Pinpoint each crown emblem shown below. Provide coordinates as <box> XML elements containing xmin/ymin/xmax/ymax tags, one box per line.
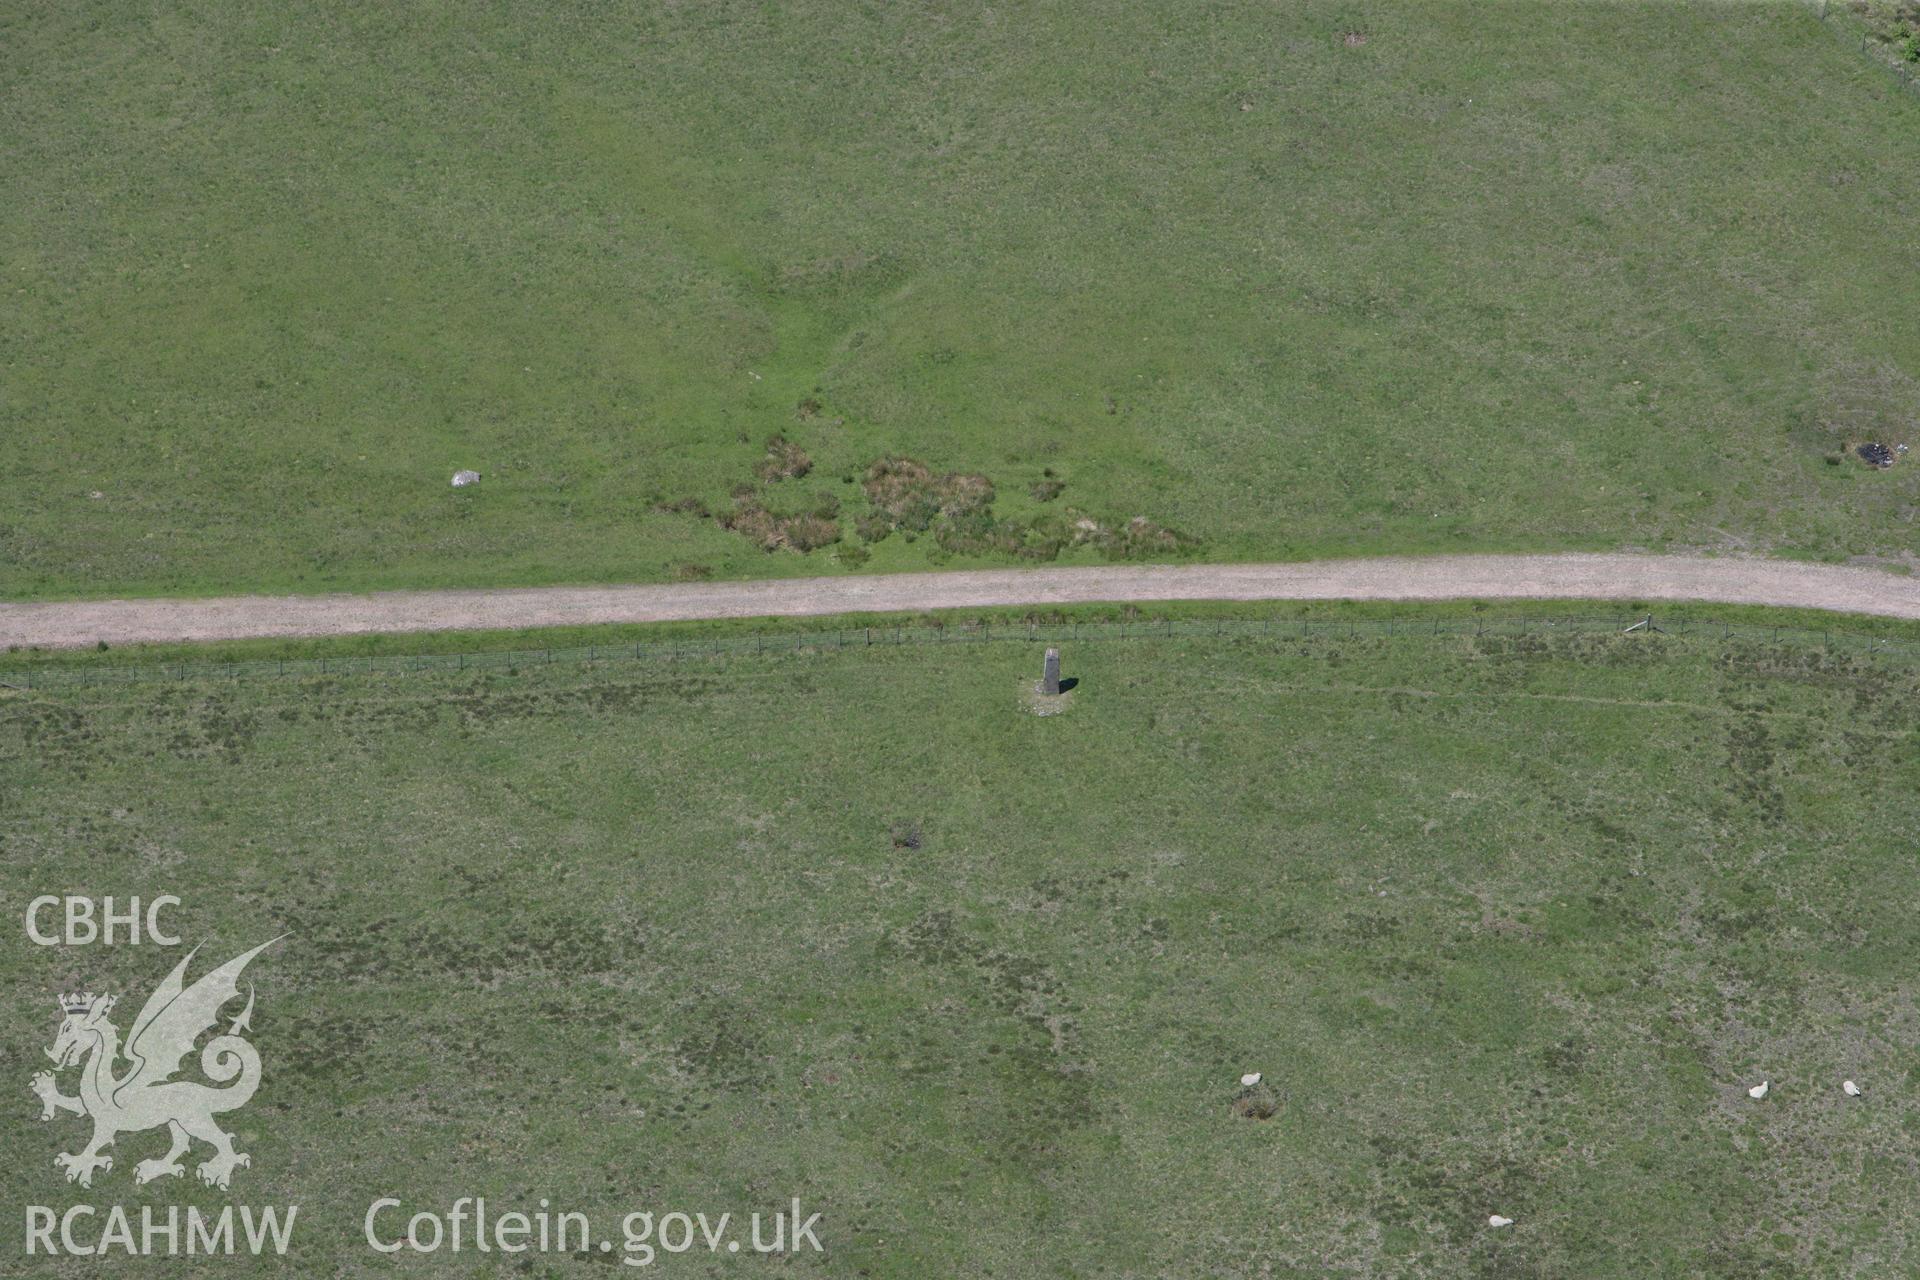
<box><xmin>59</xmin><ymin>992</ymin><xmax>105</xmax><ymax>1015</ymax></box>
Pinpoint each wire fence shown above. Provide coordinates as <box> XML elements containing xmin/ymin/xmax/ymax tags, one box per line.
<box><xmin>5</xmin><ymin>612</ymin><xmax>1919</xmax><ymax>692</ymax></box>
<box><xmin>1814</xmin><ymin>0</ymin><xmax>1920</xmax><ymax>97</ymax></box>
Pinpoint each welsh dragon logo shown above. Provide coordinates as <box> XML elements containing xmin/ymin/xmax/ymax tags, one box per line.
<box><xmin>30</xmin><ymin>938</ymin><xmax>284</xmax><ymax>1190</ymax></box>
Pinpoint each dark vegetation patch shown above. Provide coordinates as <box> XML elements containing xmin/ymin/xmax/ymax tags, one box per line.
<box><xmin>274</xmin><ymin>898</ymin><xmax>629</xmax><ymax>985</ymax></box>
<box><xmin>7</xmin><ymin>688</ymin><xmax>265</xmax><ymax>770</ymax></box>
<box><xmin>1075</xmin><ymin>514</ymin><xmax>1196</xmax><ymax>560</ymax></box>
<box><xmin>650</xmin><ymin>495</ymin><xmax>710</xmax><ymax>518</ymax></box>
<box><xmin>1698</xmin><ymin>879</ymin><xmax>1782</xmax><ymax>943</ymax></box>
<box><xmin>1850</xmin><ymin>0</ymin><xmax>1920</xmax><ymax>62</ymax></box>
<box><xmin>769</xmin><ymin>250</ymin><xmax>907</xmax><ymax>296</ymax></box>
<box><xmin>1723</xmin><ymin>712</ymin><xmax>1786</xmax><ymax>825</ymax></box>
<box><xmin>792</xmin><ymin>394</ymin><xmax>845</xmax><ymax>426</ymax></box>
<box><xmin>754</xmin><ymin>433</ymin><xmax>813</xmax><ymax>483</ymax></box>
<box><xmin>682</xmin><ymin>435</ymin><xmax>842</xmax><ymax>553</ymax></box>
<box><xmin>1367</xmin><ymin>1134</ymin><xmax>1537</xmax><ymax>1250</ymax></box>
<box><xmin>2</xmin><ymin>701</ymin><xmax>103</xmax><ymax>775</ymax></box>
<box><xmin>441</xmin><ymin>676</ymin><xmax>733</xmax><ymax>728</ymax></box>
<box><xmin>931</xmin><ymin>507</ymin><xmax>1073</xmax><ymax>559</ymax></box>
<box><xmin>720</xmin><ymin>488</ymin><xmax>842</xmax><ymax>553</ymax></box>
<box><xmin>1537</xmin><ymin>1035</ymin><xmax>1591</xmax><ymax>1078</ymax></box>
<box><xmin>1231</xmin><ymin>1081</ymin><xmax>1281</xmax><ymax>1120</ymax></box>
<box><xmin>863</xmin><ymin>455</ymin><xmax>995</xmax><ymax>526</ymax></box>
<box><xmin>673</xmin><ymin>993</ymin><xmax>769</xmax><ymax>1091</ymax></box>
<box><xmin>885</xmin><ymin>909</ymin><xmax>1093</xmax><ymax>1162</ymax></box>
<box><xmin>164</xmin><ymin>694</ymin><xmax>260</xmax><ymax>764</ymax></box>
<box><xmin>246</xmin><ymin>676</ymin><xmax>739</xmax><ymax>747</ymax></box>
<box><xmin>889</xmin><ymin>821</ymin><xmax>923</xmax><ymax>851</ymax></box>
<box><xmin>275</xmin><ymin>1008</ymin><xmax>393</xmax><ymax>1086</ymax></box>
<box><xmin>672</xmin><ymin>440</ymin><xmax>1190</xmax><ymax>561</ymax></box>
<box><xmin>859</xmin><ymin>455</ymin><xmax>1194</xmax><ymax>561</ymax></box>
<box><xmin>1713</xmin><ymin>644</ymin><xmax>1904</xmax><ymax>710</ymax></box>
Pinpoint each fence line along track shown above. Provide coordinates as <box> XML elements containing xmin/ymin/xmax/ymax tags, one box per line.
<box><xmin>4</xmin><ymin>613</ymin><xmax>1915</xmax><ymax>692</ymax></box>
<box><xmin>1814</xmin><ymin>0</ymin><xmax>1920</xmax><ymax>97</ymax></box>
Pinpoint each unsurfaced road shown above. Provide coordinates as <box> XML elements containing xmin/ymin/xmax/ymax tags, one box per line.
<box><xmin>3</xmin><ymin>555</ymin><xmax>1918</xmax><ymax>649</ymax></box>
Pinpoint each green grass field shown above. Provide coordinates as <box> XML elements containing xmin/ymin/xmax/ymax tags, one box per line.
<box><xmin>6</xmin><ymin>626</ymin><xmax>1919</xmax><ymax>1275</ymax></box>
<box><xmin>6</xmin><ymin>0</ymin><xmax>1920</xmax><ymax>599</ymax></box>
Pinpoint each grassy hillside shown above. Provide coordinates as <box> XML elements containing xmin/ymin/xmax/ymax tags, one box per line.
<box><xmin>4</xmin><ymin>0</ymin><xmax>1919</xmax><ymax>599</ymax></box>
<box><xmin>5</xmin><ymin>629</ymin><xmax>1920</xmax><ymax>1275</ymax></box>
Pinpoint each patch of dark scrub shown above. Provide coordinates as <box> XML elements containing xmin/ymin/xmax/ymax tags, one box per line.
<box><xmin>1338</xmin><ymin>910</ymin><xmax>1400</xmax><ymax>943</ymax></box>
<box><xmin>1724</xmin><ymin>713</ymin><xmax>1786</xmax><ymax>825</ymax></box>
<box><xmin>720</xmin><ymin>492</ymin><xmax>841</xmax><ymax>552</ymax></box>
<box><xmin>1021</xmin><ymin>869</ymin><xmax>1131</xmax><ymax>914</ymax></box>
<box><xmin>673</xmin><ymin>994</ymin><xmax>768</xmax><ymax>1092</ymax></box>
<box><xmin>1566</xmin><ymin>798</ymin><xmax>1634</xmax><ymax>850</ymax></box>
<box><xmin>274</xmin><ymin>1008</ymin><xmax>395</xmax><ymax>1086</ymax></box>
<box><xmin>1703</xmin><ymin>1238</ymin><xmax>1810</xmax><ymax>1280</ymax></box>
<box><xmin>442</xmin><ymin>676</ymin><xmax>731</xmax><ymax>730</ymax></box>
<box><xmin>859</xmin><ymin>455</ymin><xmax>1194</xmax><ymax>562</ymax></box>
<box><xmin>1366</xmin><ymin>952</ymin><xmax>1436</xmax><ymax>985</ymax></box>
<box><xmin>753</xmin><ymin>434</ymin><xmax>812</xmax><ymax>483</ymax></box>
<box><xmin>1230</xmin><ymin>1083</ymin><xmax>1281</xmax><ymax>1120</ymax></box>
<box><xmin>1537</xmin><ymin>1035</ymin><xmax>1590</xmax><ymax>1077</ymax></box>
<box><xmin>5</xmin><ymin>692</ymin><xmax>262</xmax><ymax>771</ymax></box>
<box><xmin>272</xmin><ymin>692</ymin><xmax>443</xmax><ymax>748</ymax></box>
<box><xmin>417</xmin><ymin>911</ymin><xmax>625</xmax><ymax>981</ymax></box>
<box><xmin>1699</xmin><ymin>880</ymin><xmax>1780</xmax><ymax>942</ymax></box>
<box><xmin>884</xmin><ymin>910</ymin><xmax>1093</xmax><ymax>1162</ymax></box>
<box><xmin>691</xmin><ymin>443</ymin><xmax>1193</xmax><ymax>560</ymax></box>
<box><xmin>162</xmin><ymin>697</ymin><xmax>259</xmax><ymax>764</ymax></box>
<box><xmin>1837</xmin><ymin>726</ymin><xmax>1912</xmax><ymax>777</ymax></box>
<box><xmin>1366</xmin><ymin>1134</ymin><xmax>1538</xmax><ymax>1250</ymax></box>
<box><xmin>769</xmin><ymin>251</ymin><xmax>907</xmax><ymax>296</ymax></box>
<box><xmin>274</xmin><ymin>903</ymin><xmax>627</xmax><ymax>985</ymax></box>
<box><xmin>1581</xmin><ymin>868</ymin><xmax>1655</xmax><ymax>931</ymax></box>
<box><xmin>863</xmin><ymin>456</ymin><xmax>995</xmax><ymax>530</ymax></box>
<box><xmin>650</xmin><ymin>495</ymin><xmax>710</xmax><ymax>518</ymax></box>
<box><xmin>1541</xmin><ymin>790</ymin><xmax>1652</xmax><ymax>893</ymax></box>
<box><xmin>1716</xmin><ymin>643</ymin><xmax>1914</xmax><ymax>711</ymax></box>
<box><xmin>1468</xmin><ymin>634</ymin><xmax>1554</xmax><ymax>663</ymax></box>
<box><xmin>0</xmin><ymin>701</ymin><xmax>103</xmax><ymax>775</ymax></box>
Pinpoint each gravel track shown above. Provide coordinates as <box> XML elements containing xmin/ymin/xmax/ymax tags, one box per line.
<box><xmin>3</xmin><ymin>554</ymin><xmax>1917</xmax><ymax>649</ymax></box>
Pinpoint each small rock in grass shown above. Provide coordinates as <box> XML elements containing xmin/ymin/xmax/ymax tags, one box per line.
<box><xmin>451</xmin><ymin>469</ymin><xmax>481</xmax><ymax>488</ymax></box>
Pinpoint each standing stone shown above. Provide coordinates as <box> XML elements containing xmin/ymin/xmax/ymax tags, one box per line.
<box><xmin>1041</xmin><ymin>648</ymin><xmax>1061</xmax><ymax>696</ymax></box>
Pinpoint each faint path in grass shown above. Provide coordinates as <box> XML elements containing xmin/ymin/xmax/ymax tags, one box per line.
<box><xmin>4</xmin><ymin>554</ymin><xmax>1919</xmax><ymax>649</ymax></box>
